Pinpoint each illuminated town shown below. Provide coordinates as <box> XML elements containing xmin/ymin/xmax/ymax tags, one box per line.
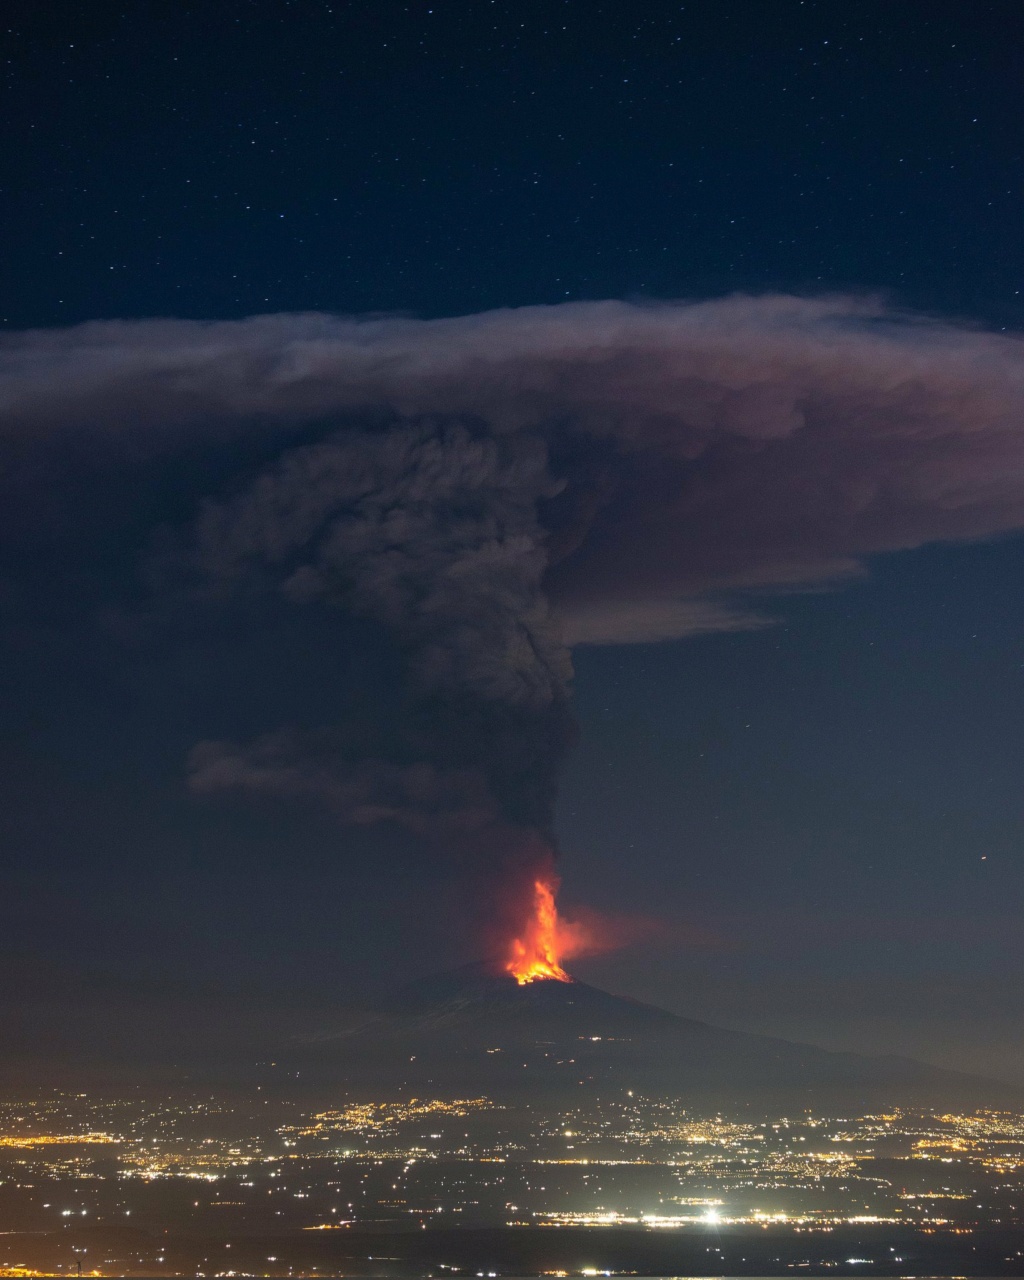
<box><xmin>4</xmin><ymin>1086</ymin><xmax>1024</xmax><ymax>1276</ymax></box>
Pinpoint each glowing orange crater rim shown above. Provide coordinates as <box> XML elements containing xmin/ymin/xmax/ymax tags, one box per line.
<box><xmin>505</xmin><ymin>877</ymin><xmax>573</xmax><ymax>985</ymax></box>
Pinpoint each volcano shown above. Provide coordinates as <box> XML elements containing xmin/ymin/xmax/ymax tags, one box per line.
<box><xmin>297</xmin><ymin>963</ymin><xmax>1016</xmax><ymax>1110</ymax></box>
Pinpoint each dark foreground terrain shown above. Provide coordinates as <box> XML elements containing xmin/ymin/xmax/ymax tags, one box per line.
<box><xmin>3</xmin><ymin>970</ymin><xmax>1022</xmax><ymax>1277</ymax></box>
<box><xmin>298</xmin><ymin>965</ymin><xmax>1014</xmax><ymax>1111</ymax></box>
<box><xmin>2</xmin><ymin>963</ymin><xmax>1017</xmax><ymax>1115</ymax></box>
<box><xmin>4</xmin><ymin>1223</ymin><xmax>1024</xmax><ymax>1277</ymax></box>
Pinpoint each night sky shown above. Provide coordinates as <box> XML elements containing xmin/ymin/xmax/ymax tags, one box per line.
<box><xmin>3</xmin><ymin>0</ymin><xmax>1024</xmax><ymax>1084</ymax></box>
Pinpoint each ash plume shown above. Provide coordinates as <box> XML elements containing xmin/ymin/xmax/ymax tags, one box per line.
<box><xmin>187</xmin><ymin>422</ymin><xmax>574</xmax><ymax>846</ymax></box>
<box><xmin>6</xmin><ymin>293</ymin><xmax>1024</xmax><ymax>932</ymax></box>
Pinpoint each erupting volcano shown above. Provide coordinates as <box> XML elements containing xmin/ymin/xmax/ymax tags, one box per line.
<box><xmin>505</xmin><ymin>876</ymin><xmax>574</xmax><ymax>985</ymax></box>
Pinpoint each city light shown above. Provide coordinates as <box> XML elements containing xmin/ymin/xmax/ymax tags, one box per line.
<box><xmin>3</xmin><ymin>1093</ymin><xmax>1023</xmax><ymax>1275</ymax></box>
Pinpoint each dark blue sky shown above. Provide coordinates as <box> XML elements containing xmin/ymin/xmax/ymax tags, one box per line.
<box><xmin>3</xmin><ymin>0</ymin><xmax>1024</xmax><ymax>1082</ymax></box>
<box><xmin>4</xmin><ymin>0</ymin><xmax>1022</xmax><ymax>327</ymax></box>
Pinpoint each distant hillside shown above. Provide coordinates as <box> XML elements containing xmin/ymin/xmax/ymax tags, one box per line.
<box><xmin>293</xmin><ymin>962</ymin><xmax>1017</xmax><ymax>1109</ymax></box>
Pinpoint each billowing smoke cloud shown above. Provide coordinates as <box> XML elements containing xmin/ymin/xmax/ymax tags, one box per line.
<box><xmin>188</xmin><ymin>733</ymin><xmax>502</xmax><ymax>835</ymax></box>
<box><xmin>188</xmin><ymin>423</ymin><xmax>574</xmax><ymax>843</ymax></box>
<box><xmin>5</xmin><ymin>294</ymin><xmax>1024</xmax><ymax>937</ymax></box>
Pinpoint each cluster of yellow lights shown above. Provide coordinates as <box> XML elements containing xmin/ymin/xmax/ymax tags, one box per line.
<box><xmin>535</xmin><ymin>1210</ymin><xmax>904</xmax><ymax>1228</ymax></box>
<box><xmin>670</xmin><ymin>1120</ymin><xmax>762</xmax><ymax>1144</ymax></box>
<box><xmin>281</xmin><ymin>1097</ymin><xmax>493</xmax><ymax>1139</ymax></box>
<box><xmin>913</xmin><ymin>1137</ymin><xmax>975</xmax><ymax>1153</ymax></box>
<box><xmin>0</xmin><ymin>1133</ymin><xmax>117</xmax><ymax>1148</ymax></box>
<box><xmin>0</xmin><ymin>1272</ymin><xmax>103</xmax><ymax>1279</ymax></box>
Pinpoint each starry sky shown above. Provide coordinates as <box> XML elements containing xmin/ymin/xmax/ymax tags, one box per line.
<box><xmin>3</xmin><ymin>0</ymin><xmax>1024</xmax><ymax>1083</ymax></box>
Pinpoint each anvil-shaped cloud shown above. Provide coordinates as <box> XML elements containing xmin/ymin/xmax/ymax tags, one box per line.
<box><xmin>5</xmin><ymin>294</ymin><xmax>1024</xmax><ymax>917</ymax></box>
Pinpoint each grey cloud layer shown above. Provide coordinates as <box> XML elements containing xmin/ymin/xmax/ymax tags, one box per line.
<box><xmin>5</xmin><ymin>294</ymin><xmax>1024</xmax><ymax>645</ymax></box>
<box><xmin>6</xmin><ymin>295</ymin><xmax>1024</xmax><ymax>872</ymax></box>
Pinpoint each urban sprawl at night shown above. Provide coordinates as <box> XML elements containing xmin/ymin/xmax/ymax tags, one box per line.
<box><xmin>4</xmin><ymin>1087</ymin><xmax>1024</xmax><ymax>1276</ymax></box>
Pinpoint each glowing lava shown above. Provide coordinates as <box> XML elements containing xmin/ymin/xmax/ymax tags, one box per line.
<box><xmin>506</xmin><ymin>877</ymin><xmax>573</xmax><ymax>984</ymax></box>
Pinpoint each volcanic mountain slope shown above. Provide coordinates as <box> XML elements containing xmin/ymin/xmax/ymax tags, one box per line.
<box><xmin>297</xmin><ymin>963</ymin><xmax>1015</xmax><ymax>1109</ymax></box>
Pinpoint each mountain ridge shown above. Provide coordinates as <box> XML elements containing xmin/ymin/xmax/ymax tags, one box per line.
<box><xmin>294</xmin><ymin>962</ymin><xmax>1017</xmax><ymax>1109</ymax></box>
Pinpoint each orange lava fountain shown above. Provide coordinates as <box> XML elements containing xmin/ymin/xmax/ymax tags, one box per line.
<box><xmin>505</xmin><ymin>877</ymin><xmax>573</xmax><ymax>984</ymax></box>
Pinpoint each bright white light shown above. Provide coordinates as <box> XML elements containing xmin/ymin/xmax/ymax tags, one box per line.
<box><xmin>704</xmin><ymin>1208</ymin><xmax>721</xmax><ymax>1224</ymax></box>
